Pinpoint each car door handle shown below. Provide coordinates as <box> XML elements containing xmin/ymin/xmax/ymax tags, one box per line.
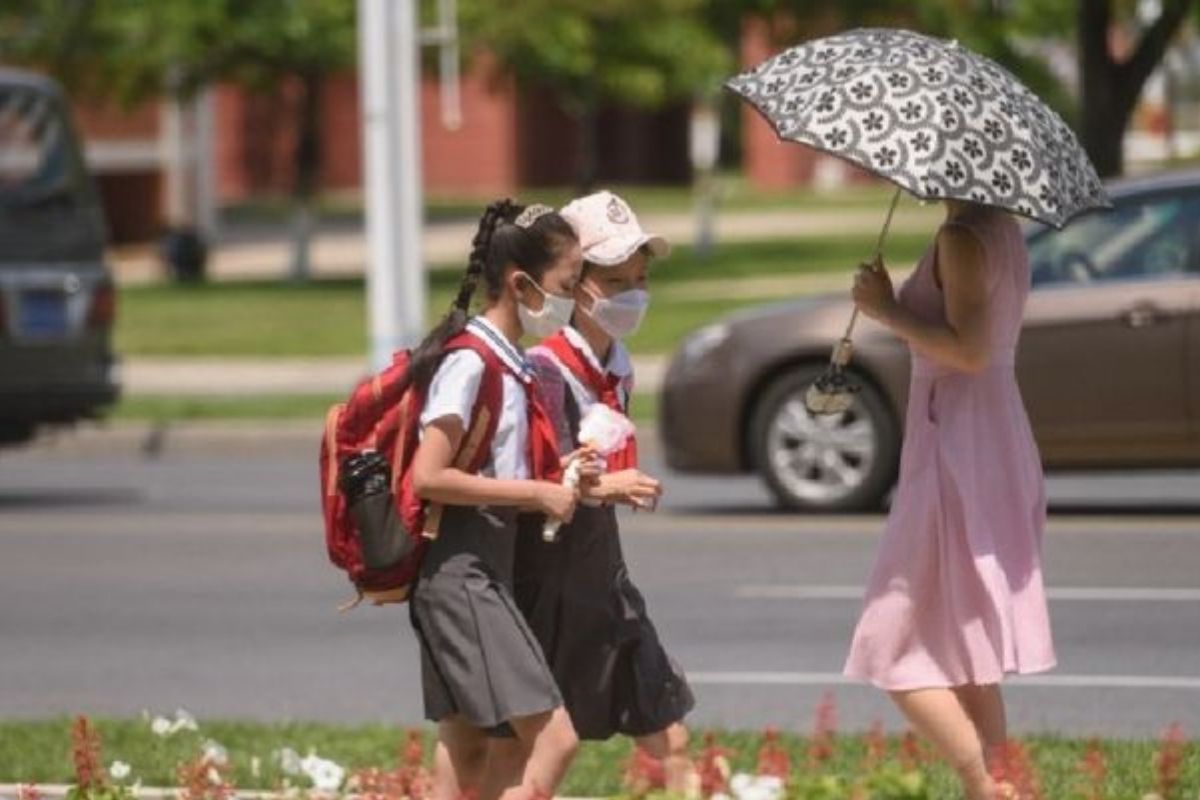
<box><xmin>1120</xmin><ymin>304</ymin><xmax>1167</xmax><ymax>328</ymax></box>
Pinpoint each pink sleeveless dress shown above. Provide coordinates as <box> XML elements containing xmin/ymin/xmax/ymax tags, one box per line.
<box><xmin>843</xmin><ymin>210</ymin><xmax>1056</xmax><ymax>690</ymax></box>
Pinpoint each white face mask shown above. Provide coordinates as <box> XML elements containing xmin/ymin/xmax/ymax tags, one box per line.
<box><xmin>517</xmin><ymin>274</ymin><xmax>575</xmax><ymax>338</ymax></box>
<box><xmin>584</xmin><ymin>287</ymin><xmax>650</xmax><ymax>339</ymax></box>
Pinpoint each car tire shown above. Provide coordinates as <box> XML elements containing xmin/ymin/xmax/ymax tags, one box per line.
<box><xmin>750</xmin><ymin>364</ymin><xmax>900</xmax><ymax>512</ymax></box>
<box><xmin>0</xmin><ymin>422</ymin><xmax>35</xmax><ymax>447</ymax></box>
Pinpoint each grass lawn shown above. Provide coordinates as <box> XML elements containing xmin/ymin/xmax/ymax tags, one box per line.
<box><xmin>221</xmin><ymin>176</ymin><xmax>909</xmax><ymax>225</ymax></box>
<box><xmin>2</xmin><ymin>718</ymin><xmax>1196</xmax><ymax>798</ymax></box>
<box><xmin>115</xmin><ymin>234</ymin><xmax>930</xmax><ymax>359</ymax></box>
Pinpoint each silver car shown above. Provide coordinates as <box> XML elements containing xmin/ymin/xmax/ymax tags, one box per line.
<box><xmin>0</xmin><ymin>68</ymin><xmax>119</xmax><ymax>445</ymax></box>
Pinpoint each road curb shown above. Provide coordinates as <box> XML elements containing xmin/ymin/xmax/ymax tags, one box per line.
<box><xmin>21</xmin><ymin>421</ymin><xmax>321</xmax><ymax>457</ymax></box>
<box><xmin>19</xmin><ymin>421</ymin><xmax>663</xmax><ymax>459</ymax></box>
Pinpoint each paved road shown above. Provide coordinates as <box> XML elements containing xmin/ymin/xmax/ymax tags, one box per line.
<box><xmin>2</xmin><ymin>431</ymin><xmax>1199</xmax><ymax>738</ymax></box>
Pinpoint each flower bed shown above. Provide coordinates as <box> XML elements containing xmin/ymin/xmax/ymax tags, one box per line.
<box><xmin>2</xmin><ymin>698</ymin><xmax>1198</xmax><ymax>800</ymax></box>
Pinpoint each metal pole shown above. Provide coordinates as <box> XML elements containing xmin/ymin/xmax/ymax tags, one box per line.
<box><xmin>360</xmin><ymin>0</ymin><xmax>427</xmax><ymax>371</ymax></box>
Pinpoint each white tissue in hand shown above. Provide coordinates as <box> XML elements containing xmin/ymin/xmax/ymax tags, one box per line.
<box><xmin>577</xmin><ymin>404</ymin><xmax>635</xmax><ymax>455</ymax></box>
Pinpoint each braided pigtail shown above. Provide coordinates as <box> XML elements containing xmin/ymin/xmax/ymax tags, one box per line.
<box><xmin>400</xmin><ymin>199</ymin><xmax>515</xmax><ymax>394</ymax></box>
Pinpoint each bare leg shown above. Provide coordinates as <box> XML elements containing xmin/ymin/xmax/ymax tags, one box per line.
<box><xmin>434</xmin><ymin>717</ymin><xmax>488</xmax><ymax>800</ymax></box>
<box><xmin>635</xmin><ymin>723</ymin><xmax>696</xmax><ymax>796</ymax></box>
<box><xmin>890</xmin><ymin>688</ymin><xmax>995</xmax><ymax>800</ymax></box>
<box><xmin>480</xmin><ymin>738</ymin><xmax>526</xmax><ymax>800</ymax></box>
<box><xmin>954</xmin><ymin>683</ymin><xmax>1007</xmax><ymax>772</ymax></box>
<box><xmin>482</xmin><ymin>707</ymin><xmax>578</xmax><ymax>800</ymax></box>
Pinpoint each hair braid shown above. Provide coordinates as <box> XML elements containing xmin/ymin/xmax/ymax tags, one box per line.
<box><xmin>454</xmin><ymin>199</ymin><xmax>517</xmax><ymax>313</ymax></box>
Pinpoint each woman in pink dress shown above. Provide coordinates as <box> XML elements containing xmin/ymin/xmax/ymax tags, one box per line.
<box><xmin>844</xmin><ymin>199</ymin><xmax>1056</xmax><ymax>800</ymax></box>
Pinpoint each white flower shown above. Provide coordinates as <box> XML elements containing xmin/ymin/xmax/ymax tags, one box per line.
<box><xmin>150</xmin><ymin>716</ymin><xmax>173</xmax><ymax>737</ymax></box>
<box><xmin>277</xmin><ymin>747</ymin><xmax>303</xmax><ymax>777</ymax></box>
<box><xmin>250</xmin><ymin>757</ymin><xmax>261</xmax><ymax>779</ymax></box>
<box><xmin>202</xmin><ymin>740</ymin><xmax>229</xmax><ymax>767</ymax></box>
<box><xmin>171</xmin><ymin>709</ymin><xmax>199</xmax><ymax>734</ymax></box>
<box><xmin>578</xmin><ymin>405</ymin><xmax>635</xmax><ymax>455</ymax></box>
<box><xmin>729</xmin><ymin>773</ymin><xmax>785</xmax><ymax>800</ymax></box>
<box><xmin>300</xmin><ymin>753</ymin><xmax>345</xmax><ymax>792</ymax></box>
<box><xmin>109</xmin><ymin>761</ymin><xmax>132</xmax><ymax>781</ymax></box>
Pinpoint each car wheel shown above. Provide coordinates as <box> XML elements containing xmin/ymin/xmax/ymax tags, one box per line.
<box><xmin>0</xmin><ymin>422</ymin><xmax>35</xmax><ymax>447</ymax></box>
<box><xmin>750</xmin><ymin>364</ymin><xmax>900</xmax><ymax>512</ymax></box>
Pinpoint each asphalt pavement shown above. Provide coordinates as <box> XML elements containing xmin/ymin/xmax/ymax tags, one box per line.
<box><xmin>2</xmin><ymin>426</ymin><xmax>1199</xmax><ymax>739</ymax></box>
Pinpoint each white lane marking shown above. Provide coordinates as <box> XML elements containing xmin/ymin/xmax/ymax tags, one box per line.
<box><xmin>688</xmin><ymin>671</ymin><xmax>1200</xmax><ymax>690</ymax></box>
<box><xmin>736</xmin><ymin>585</ymin><xmax>1200</xmax><ymax>602</ymax></box>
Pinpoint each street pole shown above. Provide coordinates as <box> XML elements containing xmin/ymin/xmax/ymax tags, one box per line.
<box><xmin>359</xmin><ymin>0</ymin><xmax>427</xmax><ymax>371</ymax></box>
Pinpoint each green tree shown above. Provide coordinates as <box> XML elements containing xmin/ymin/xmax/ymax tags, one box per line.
<box><xmin>1076</xmin><ymin>0</ymin><xmax>1195</xmax><ymax>177</ymax></box>
<box><xmin>1</xmin><ymin>0</ymin><xmax>357</xmax><ymax>281</ymax></box>
<box><xmin>729</xmin><ymin>0</ymin><xmax>1198</xmax><ymax>177</ymax></box>
<box><xmin>453</xmin><ymin>0</ymin><xmax>731</xmax><ymax>189</ymax></box>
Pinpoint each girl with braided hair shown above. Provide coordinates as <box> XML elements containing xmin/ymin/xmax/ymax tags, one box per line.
<box><xmin>408</xmin><ymin>199</ymin><xmax>598</xmax><ymax>800</ymax></box>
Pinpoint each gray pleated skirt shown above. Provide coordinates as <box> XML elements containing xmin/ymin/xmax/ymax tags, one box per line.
<box><xmin>410</xmin><ymin>504</ymin><xmax>562</xmax><ymax>733</ymax></box>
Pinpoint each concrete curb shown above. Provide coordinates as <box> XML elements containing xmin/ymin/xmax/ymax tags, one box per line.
<box><xmin>22</xmin><ymin>420</ymin><xmax>662</xmax><ymax>458</ymax></box>
<box><xmin>22</xmin><ymin>421</ymin><xmax>322</xmax><ymax>457</ymax></box>
<box><xmin>120</xmin><ymin>356</ymin><xmax>667</xmax><ymax>397</ymax></box>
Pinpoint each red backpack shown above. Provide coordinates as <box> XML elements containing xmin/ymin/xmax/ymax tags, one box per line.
<box><xmin>319</xmin><ymin>334</ymin><xmax>504</xmax><ymax>610</ymax></box>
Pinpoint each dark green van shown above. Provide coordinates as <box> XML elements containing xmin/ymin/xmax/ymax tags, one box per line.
<box><xmin>0</xmin><ymin>67</ymin><xmax>119</xmax><ymax>445</ymax></box>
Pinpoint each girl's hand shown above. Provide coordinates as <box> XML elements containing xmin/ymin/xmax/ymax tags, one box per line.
<box><xmin>534</xmin><ymin>481</ymin><xmax>578</xmax><ymax>523</ymax></box>
<box><xmin>562</xmin><ymin>446</ymin><xmax>603</xmax><ymax>491</ymax></box>
<box><xmin>851</xmin><ymin>258</ymin><xmax>898</xmax><ymax>322</ymax></box>
<box><xmin>598</xmin><ymin>469</ymin><xmax>663</xmax><ymax>509</ymax></box>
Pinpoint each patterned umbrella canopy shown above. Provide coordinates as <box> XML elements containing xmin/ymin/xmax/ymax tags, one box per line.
<box><xmin>726</xmin><ymin>28</ymin><xmax>1110</xmax><ymax>228</ymax></box>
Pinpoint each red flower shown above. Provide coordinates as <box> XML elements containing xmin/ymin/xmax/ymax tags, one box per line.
<box><xmin>756</xmin><ymin>727</ymin><xmax>791</xmax><ymax>779</ymax></box>
<box><xmin>177</xmin><ymin>755</ymin><xmax>235</xmax><ymax>800</ymax></box>
<box><xmin>1155</xmin><ymin>723</ymin><xmax>1186</xmax><ymax>800</ymax></box>
<box><xmin>990</xmin><ymin>741</ymin><xmax>1043</xmax><ymax>800</ymax></box>
<box><xmin>695</xmin><ymin>733</ymin><xmax>730</xmax><ymax>797</ymax></box>
<box><xmin>1075</xmin><ymin>739</ymin><xmax>1107</xmax><ymax>800</ymax></box>
<box><xmin>862</xmin><ymin>720</ymin><xmax>888</xmax><ymax>770</ymax></box>
<box><xmin>351</xmin><ymin>730</ymin><xmax>432</xmax><ymax>800</ymax></box>
<box><xmin>807</xmin><ymin>692</ymin><xmax>838</xmax><ymax>767</ymax></box>
<box><xmin>70</xmin><ymin>716</ymin><xmax>105</xmax><ymax>794</ymax></box>
<box><xmin>623</xmin><ymin>745</ymin><xmax>667</xmax><ymax>797</ymax></box>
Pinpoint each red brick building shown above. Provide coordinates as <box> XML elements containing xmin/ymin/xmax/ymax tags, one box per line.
<box><xmin>61</xmin><ymin>22</ymin><xmax>852</xmax><ymax>244</ymax></box>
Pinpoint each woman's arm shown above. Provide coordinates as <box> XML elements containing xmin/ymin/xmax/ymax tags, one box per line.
<box><xmin>411</xmin><ymin>416</ymin><xmax>577</xmax><ymax>520</ymax></box>
<box><xmin>853</xmin><ymin>224</ymin><xmax>991</xmax><ymax>374</ymax></box>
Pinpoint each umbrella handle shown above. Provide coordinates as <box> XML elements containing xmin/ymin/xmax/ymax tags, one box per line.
<box><xmin>839</xmin><ymin>186</ymin><xmax>903</xmax><ymax>346</ymax></box>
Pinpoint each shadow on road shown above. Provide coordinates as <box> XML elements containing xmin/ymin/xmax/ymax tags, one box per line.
<box><xmin>0</xmin><ymin>488</ymin><xmax>143</xmax><ymax>510</ymax></box>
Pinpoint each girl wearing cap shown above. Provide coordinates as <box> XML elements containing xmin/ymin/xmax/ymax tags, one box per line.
<box><xmin>511</xmin><ymin>191</ymin><xmax>696</xmax><ymax>791</ymax></box>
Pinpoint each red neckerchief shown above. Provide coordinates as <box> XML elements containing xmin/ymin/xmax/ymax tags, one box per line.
<box><xmin>541</xmin><ymin>330</ymin><xmax>638</xmax><ymax>472</ymax></box>
<box><xmin>525</xmin><ymin>378</ymin><xmax>564</xmax><ymax>482</ymax></box>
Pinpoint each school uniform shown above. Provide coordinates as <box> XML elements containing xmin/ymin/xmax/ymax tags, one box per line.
<box><xmin>514</xmin><ymin>325</ymin><xmax>694</xmax><ymax>740</ymax></box>
<box><xmin>409</xmin><ymin>316</ymin><xmax>562</xmax><ymax>734</ymax></box>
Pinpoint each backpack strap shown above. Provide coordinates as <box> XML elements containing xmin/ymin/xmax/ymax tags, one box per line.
<box><xmin>454</xmin><ymin>321</ymin><xmax>562</xmax><ymax>482</ymax></box>
<box><xmin>419</xmin><ymin>332</ymin><xmax>506</xmax><ymax>539</ymax></box>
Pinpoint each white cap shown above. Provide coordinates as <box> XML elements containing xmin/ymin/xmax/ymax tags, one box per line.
<box><xmin>559</xmin><ymin>190</ymin><xmax>670</xmax><ymax>267</ymax></box>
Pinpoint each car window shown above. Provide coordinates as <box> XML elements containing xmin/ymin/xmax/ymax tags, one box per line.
<box><xmin>1029</xmin><ymin>191</ymin><xmax>1200</xmax><ymax>287</ymax></box>
<box><xmin>0</xmin><ymin>86</ymin><xmax>70</xmax><ymax>199</ymax></box>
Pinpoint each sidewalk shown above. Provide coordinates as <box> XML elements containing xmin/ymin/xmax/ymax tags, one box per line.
<box><xmin>122</xmin><ymin>354</ymin><xmax>670</xmax><ymax>396</ymax></box>
<box><xmin>109</xmin><ymin>205</ymin><xmax>937</xmax><ymax>285</ymax></box>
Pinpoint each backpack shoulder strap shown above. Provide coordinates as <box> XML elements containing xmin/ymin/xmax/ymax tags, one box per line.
<box><xmin>442</xmin><ymin>331</ymin><xmax>505</xmax><ymax>474</ymax></box>
<box><xmin>419</xmin><ymin>332</ymin><xmax>508</xmax><ymax>539</ymax></box>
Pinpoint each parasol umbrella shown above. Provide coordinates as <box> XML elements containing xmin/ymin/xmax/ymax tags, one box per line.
<box><xmin>725</xmin><ymin>27</ymin><xmax>1110</xmax><ymax>413</ymax></box>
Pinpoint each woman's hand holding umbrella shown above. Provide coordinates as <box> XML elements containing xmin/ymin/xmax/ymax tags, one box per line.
<box><xmin>852</xmin><ymin>257</ymin><xmax>898</xmax><ymax>323</ymax></box>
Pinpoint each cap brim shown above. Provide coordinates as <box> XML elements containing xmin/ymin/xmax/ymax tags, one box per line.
<box><xmin>583</xmin><ymin>233</ymin><xmax>671</xmax><ymax>266</ymax></box>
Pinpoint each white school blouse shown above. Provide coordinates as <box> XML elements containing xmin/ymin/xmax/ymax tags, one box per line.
<box><xmin>419</xmin><ymin>317</ymin><xmax>533</xmax><ymax>480</ymax></box>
